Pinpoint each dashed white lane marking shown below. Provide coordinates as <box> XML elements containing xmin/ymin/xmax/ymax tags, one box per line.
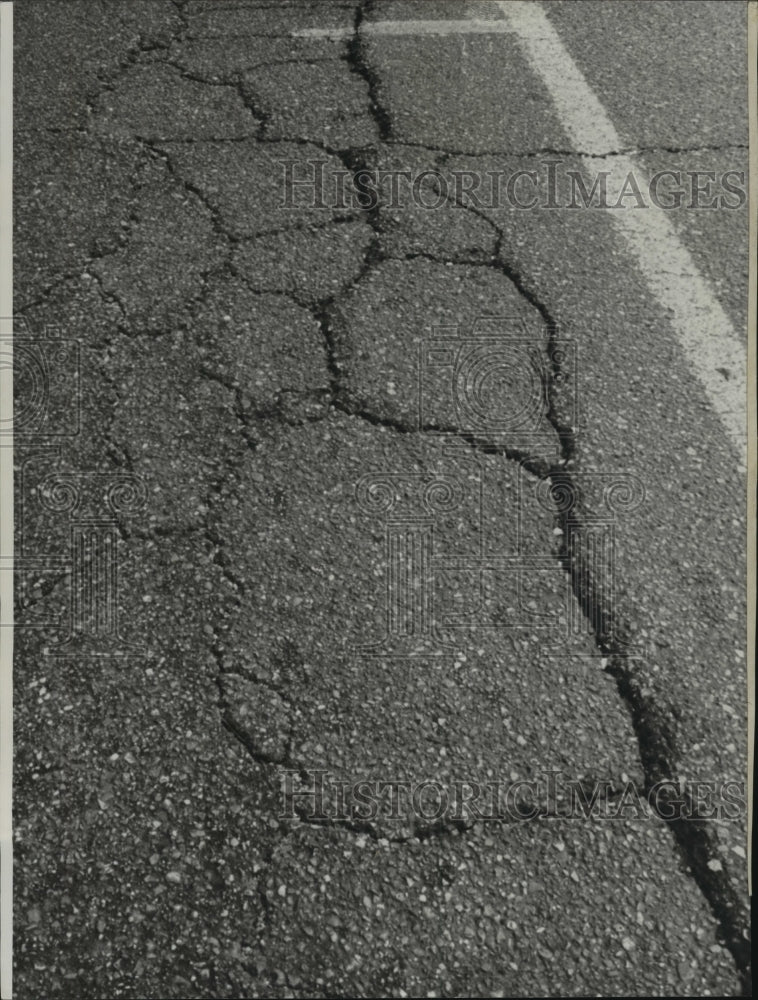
<box><xmin>497</xmin><ymin>0</ymin><xmax>745</xmax><ymax>458</ymax></box>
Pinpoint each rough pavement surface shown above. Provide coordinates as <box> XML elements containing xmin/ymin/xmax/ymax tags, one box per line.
<box><xmin>13</xmin><ymin>1</ymin><xmax>750</xmax><ymax>998</ymax></box>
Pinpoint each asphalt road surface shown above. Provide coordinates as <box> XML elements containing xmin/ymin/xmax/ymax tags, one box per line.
<box><xmin>11</xmin><ymin>1</ymin><xmax>750</xmax><ymax>997</ymax></box>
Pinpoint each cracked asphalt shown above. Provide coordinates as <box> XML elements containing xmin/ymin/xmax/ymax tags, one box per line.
<box><xmin>12</xmin><ymin>1</ymin><xmax>750</xmax><ymax>997</ymax></box>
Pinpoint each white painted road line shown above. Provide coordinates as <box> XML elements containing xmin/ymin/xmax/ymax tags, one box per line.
<box><xmin>496</xmin><ymin>0</ymin><xmax>747</xmax><ymax>459</ymax></box>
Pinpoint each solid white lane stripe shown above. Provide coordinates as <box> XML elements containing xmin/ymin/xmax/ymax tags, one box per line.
<box><xmin>496</xmin><ymin>0</ymin><xmax>746</xmax><ymax>458</ymax></box>
<box><xmin>293</xmin><ymin>20</ymin><xmax>515</xmax><ymax>39</ymax></box>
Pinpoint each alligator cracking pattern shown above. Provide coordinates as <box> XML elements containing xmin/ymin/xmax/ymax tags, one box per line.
<box><xmin>14</xmin><ymin>0</ymin><xmax>750</xmax><ymax>996</ymax></box>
